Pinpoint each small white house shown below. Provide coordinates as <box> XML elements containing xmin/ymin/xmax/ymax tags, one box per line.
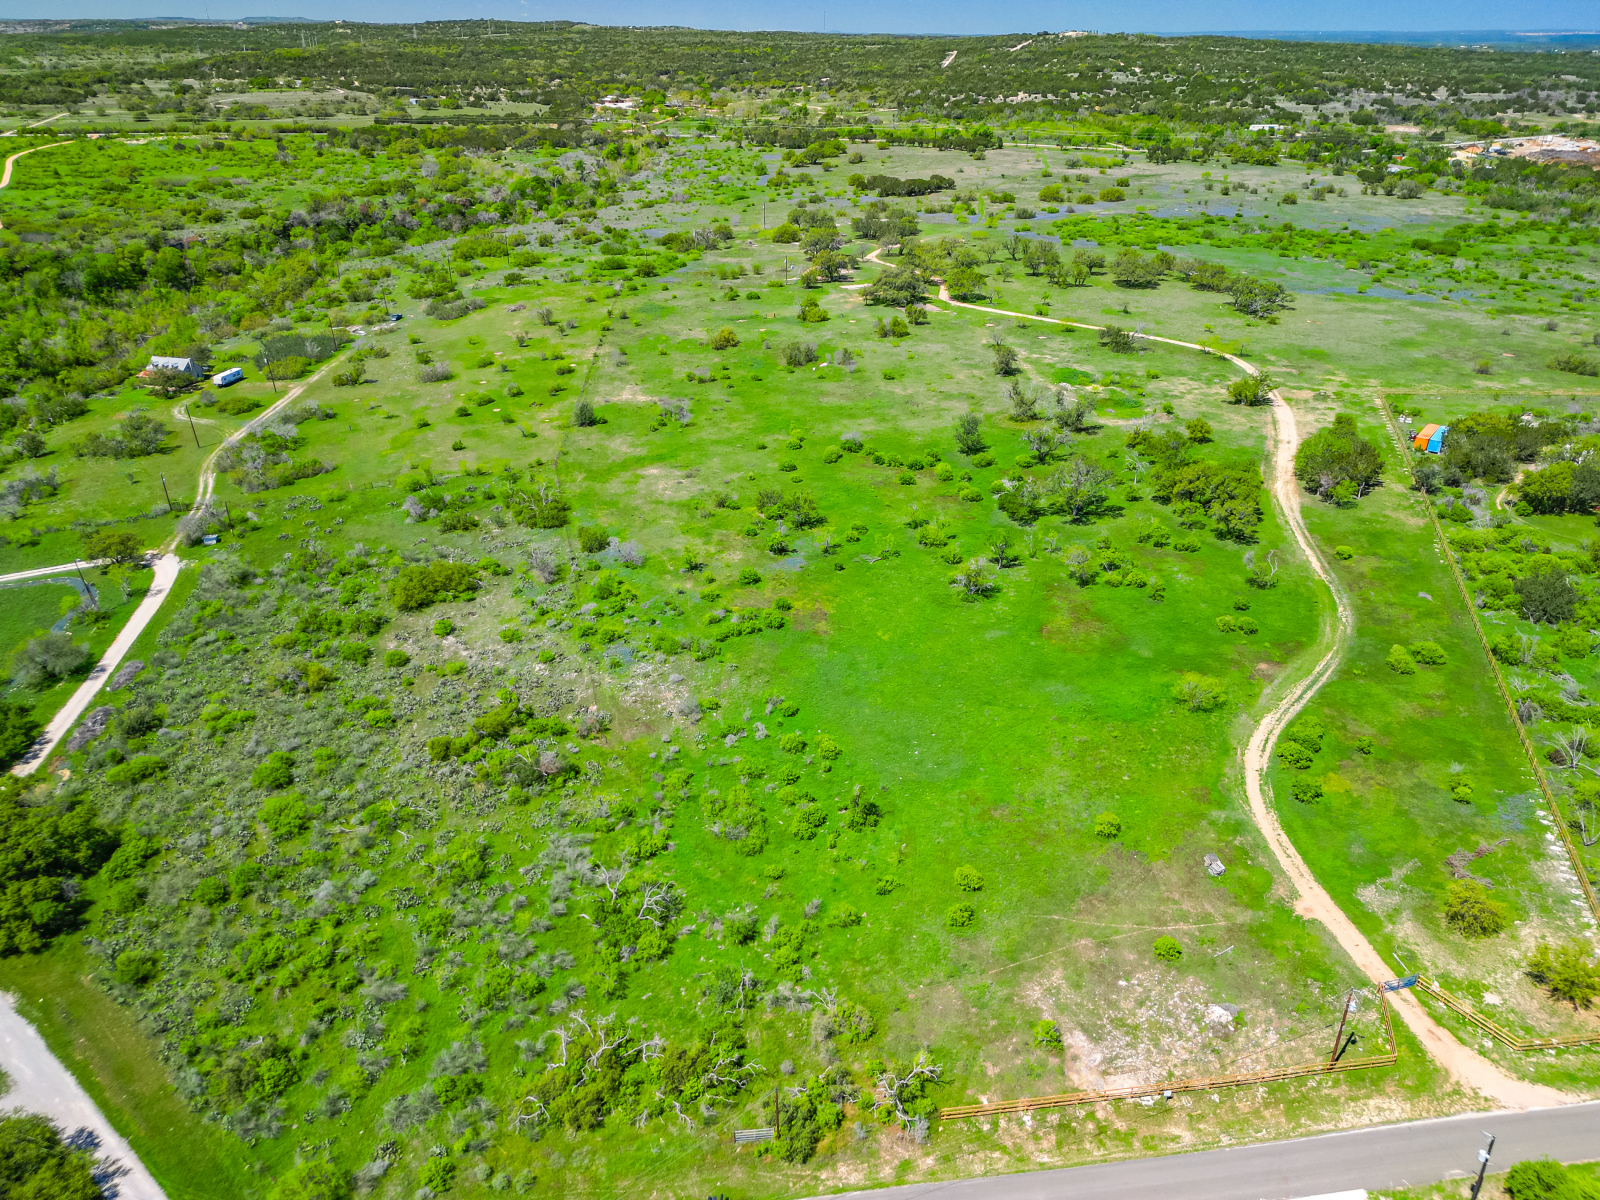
<box><xmin>213</xmin><ymin>366</ymin><xmax>244</xmax><ymax>387</ymax></box>
<box><xmin>145</xmin><ymin>355</ymin><xmax>202</xmax><ymax>378</ymax></box>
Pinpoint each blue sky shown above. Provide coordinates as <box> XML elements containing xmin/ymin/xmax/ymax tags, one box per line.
<box><xmin>5</xmin><ymin>0</ymin><xmax>1598</xmax><ymax>35</ymax></box>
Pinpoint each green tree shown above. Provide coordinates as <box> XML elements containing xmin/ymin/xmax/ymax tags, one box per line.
<box><xmin>1517</xmin><ymin>569</ymin><xmax>1576</xmax><ymax>625</ymax></box>
<box><xmin>141</xmin><ymin>364</ymin><xmax>195</xmax><ymax>398</ymax></box>
<box><xmin>955</xmin><ymin>413</ymin><xmax>986</xmax><ymax>455</ymax></box>
<box><xmin>1517</xmin><ymin>462</ymin><xmax>1579</xmax><ymax>515</ymax></box>
<box><xmin>1294</xmin><ymin>414</ymin><xmax>1383</xmax><ymax>500</ymax></box>
<box><xmin>1098</xmin><ymin>326</ymin><xmax>1137</xmax><ymax>353</ymax></box>
<box><xmin>0</xmin><ymin>790</ymin><xmax>116</xmax><ymax>955</ymax></box>
<box><xmin>947</xmin><ymin>266</ymin><xmax>985</xmax><ymax>299</ymax></box>
<box><xmin>81</xmin><ymin>529</ymin><xmax>142</xmax><ymax>563</ymax></box>
<box><xmin>1111</xmin><ymin>248</ymin><xmax>1162</xmax><ymax>287</ymax></box>
<box><xmin>0</xmin><ymin>1111</ymin><xmax>101</xmax><ymax>1200</ymax></box>
<box><xmin>10</xmin><ymin>632</ymin><xmax>90</xmax><ymax>689</ymax></box>
<box><xmin>864</xmin><ymin>265</ymin><xmax>926</xmax><ymax>307</ymax></box>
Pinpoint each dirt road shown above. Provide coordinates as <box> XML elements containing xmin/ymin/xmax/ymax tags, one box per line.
<box><xmin>9</xmin><ymin>553</ymin><xmax>182</xmax><ymax>777</ymax></box>
<box><xmin>890</xmin><ymin>264</ymin><xmax>1576</xmax><ymax>1108</ymax></box>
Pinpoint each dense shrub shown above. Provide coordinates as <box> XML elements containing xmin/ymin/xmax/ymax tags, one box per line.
<box><xmin>0</xmin><ymin>701</ymin><xmax>41</xmax><ymax>770</ymax></box>
<box><xmin>1291</xmin><ymin>777</ymin><xmax>1324</xmax><ymax>803</ymax></box>
<box><xmin>104</xmin><ymin>755</ymin><xmax>166</xmax><ymax>786</ymax></box>
<box><xmin>390</xmin><ymin>561</ymin><xmax>479</xmax><ymax>610</ymax></box>
<box><xmin>268</xmin><ymin>1161</ymin><xmax>354</xmax><ymax>1200</ymax></box>
<box><xmin>1443</xmin><ymin>880</ymin><xmax>1509</xmax><ymax>938</ymax></box>
<box><xmin>250</xmin><ymin>751</ymin><xmax>295</xmax><ymax>791</ymax></box>
<box><xmin>1227</xmin><ymin>372</ymin><xmax>1275</xmax><ymax>406</ymax></box>
<box><xmin>1408</xmin><ymin>640</ymin><xmax>1446</xmax><ymax>665</ymax></box>
<box><xmin>259</xmin><ymin>792</ymin><xmax>313</xmax><ymax>840</ymax></box>
<box><xmin>1171</xmin><ymin>672</ymin><xmax>1225</xmax><ymax>711</ymax></box>
<box><xmin>114</xmin><ymin>948</ymin><xmax>161</xmax><ymax>986</ymax></box>
<box><xmin>1152</xmin><ymin>935</ymin><xmax>1183</xmax><ymax>962</ymax></box>
<box><xmin>1385</xmin><ymin>644</ymin><xmax>1416</xmax><ymax>674</ymax></box>
<box><xmin>1526</xmin><ymin>939</ymin><xmax>1600</xmax><ymax>1008</ymax></box>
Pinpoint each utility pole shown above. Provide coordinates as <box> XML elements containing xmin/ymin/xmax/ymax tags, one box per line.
<box><xmin>73</xmin><ymin>560</ymin><xmax>97</xmax><ymax>609</ymax></box>
<box><xmin>1329</xmin><ymin>988</ymin><xmax>1353</xmax><ymax>1064</ymax></box>
<box><xmin>1468</xmin><ymin>1133</ymin><xmax>1496</xmax><ymax>1200</ymax></box>
<box><xmin>160</xmin><ymin>474</ymin><xmax>172</xmax><ymax>510</ymax></box>
<box><xmin>223</xmin><ymin>500</ymin><xmax>232</xmax><ymax>530</ymax></box>
<box><xmin>185</xmin><ymin>403</ymin><xmax>200</xmax><ymax>446</ymax></box>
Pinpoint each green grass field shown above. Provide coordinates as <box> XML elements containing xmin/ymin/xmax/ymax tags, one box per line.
<box><xmin>0</xmin><ymin>124</ymin><xmax>1594</xmax><ymax>1199</ymax></box>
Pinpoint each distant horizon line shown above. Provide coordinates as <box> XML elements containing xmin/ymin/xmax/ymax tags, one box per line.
<box><xmin>4</xmin><ymin>16</ymin><xmax>1600</xmax><ymax>39</ymax></box>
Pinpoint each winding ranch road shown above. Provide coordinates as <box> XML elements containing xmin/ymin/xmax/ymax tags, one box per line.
<box><xmin>0</xmin><ymin>140</ymin><xmax>71</xmax><ymax>227</ymax></box>
<box><xmin>864</xmin><ymin>249</ymin><xmax>1576</xmax><ymax>1109</ymax></box>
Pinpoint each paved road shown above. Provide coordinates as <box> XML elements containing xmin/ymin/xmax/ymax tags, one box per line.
<box><xmin>0</xmin><ymin>992</ymin><xmax>167</xmax><ymax>1200</ymax></box>
<box><xmin>818</xmin><ymin>1103</ymin><xmax>1600</xmax><ymax>1200</ymax></box>
<box><xmin>0</xmin><ymin>558</ymin><xmax>108</xmax><ymax>585</ymax></box>
<box><xmin>10</xmin><ymin>553</ymin><xmax>181</xmax><ymax>776</ymax></box>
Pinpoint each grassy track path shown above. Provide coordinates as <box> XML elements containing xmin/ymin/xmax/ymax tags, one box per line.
<box><xmin>860</xmin><ymin>252</ymin><xmax>1579</xmax><ymax>1107</ymax></box>
<box><xmin>0</xmin><ymin>140</ymin><xmax>70</xmax><ymax>229</ymax></box>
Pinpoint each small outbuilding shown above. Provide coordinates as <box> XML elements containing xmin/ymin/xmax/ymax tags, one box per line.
<box><xmin>1204</xmin><ymin>852</ymin><xmax>1225</xmax><ymax>877</ymax></box>
<box><xmin>212</xmin><ymin>366</ymin><xmax>244</xmax><ymax>387</ymax></box>
<box><xmin>1411</xmin><ymin>423</ymin><xmax>1449</xmax><ymax>454</ymax></box>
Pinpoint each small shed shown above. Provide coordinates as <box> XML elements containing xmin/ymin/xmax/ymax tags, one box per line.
<box><xmin>212</xmin><ymin>366</ymin><xmax>244</xmax><ymax>388</ymax></box>
<box><xmin>1204</xmin><ymin>853</ymin><xmax>1225</xmax><ymax>878</ymax></box>
<box><xmin>1411</xmin><ymin>423</ymin><xmax>1448</xmax><ymax>454</ymax></box>
<box><xmin>145</xmin><ymin>355</ymin><xmax>202</xmax><ymax>378</ymax></box>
